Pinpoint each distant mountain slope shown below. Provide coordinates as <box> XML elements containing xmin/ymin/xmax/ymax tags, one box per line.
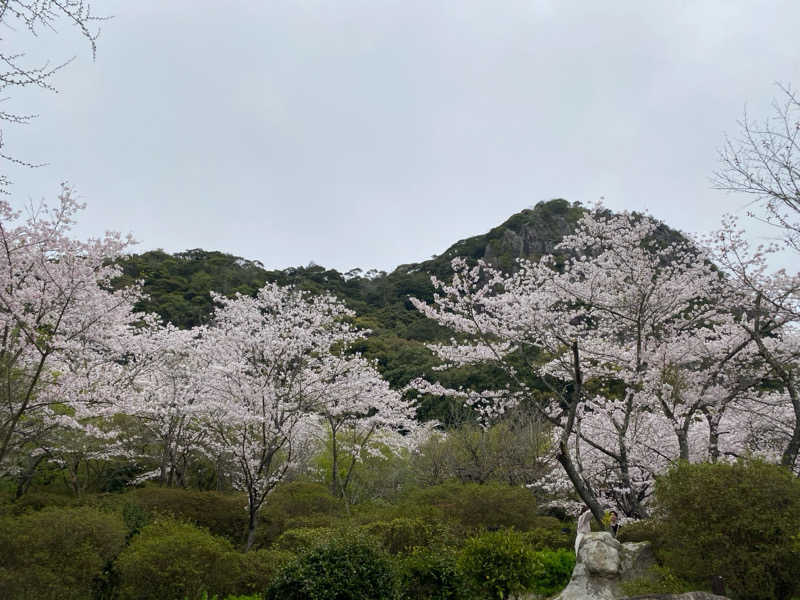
<box><xmin>395</xmin><ymin>198</ymin><xmax>584</xmax><ymax>278</ymax></box>
<box><xmin>115</xmin><ymin>199</ymin><xmax>587</xmax><ymax>421</ymax></box>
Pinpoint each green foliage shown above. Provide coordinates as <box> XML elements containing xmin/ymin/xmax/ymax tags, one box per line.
<box><xmin>520</xmin><ymin>525</ymin><xmax>572</xmax><ymax>551</ymax></box>
<box><xmin>116</xmin><ymin>249</ymin><xmax>274</xmax><ymax>328</ymax></box>
<box><xmin>188</xmin><ymin>593</ymin><xmax>264</xmax><ymax>600</ymax></box>
<box><xmin>0</xmin><ymin>506</ymin><xmax>126</xmax><ymax>600</ymax></box>
<box><xmin>401</xmin><ymin>481</ymin><xmax>539</xmax><ymax>535</ymax></box>
<box><xmin>654</xmin><ymin>460</ymin><xmax>800</xmax><ymax>600</ymax></box>
<box><xmin>113</xmin><ymin>201</ymin><xmax>588</xmax><ymax>420</ymax></box>
<box><xmin>115</xmin><ymin>519</ymin><xmax>241</xmax><ymax>600</ymax></box>
<box><xmin>235</xmin><ymin>549</ymin><xmax>295</xmax><ymax>597</ymax></box>
<box><xmin>412</xmin><ymin>412</ymin><xmax>552</xmax><ymax>485</ymax></box>
<box><xmin>122</xmin><ymin>499</ymin><xmax>152</xmax><ymax>538</ymax></box>
<box><xmin>619</xmin><ymin>565</ymin><xmax>694</xmax><ymax>597</ymax></box>
<box><xmin>265</xmin><ymin>532</ymin><xmax>396</xmax><ymax>600</ymax></box>
<box><xmin>529</xmin><ymin>548</ymin><xmax>575</xmax><ymax>596</ymax></box>
<box><xmin>616</xmin><ymin>518</ymin><xmax>662</xmax><ymax>547</ymax></box>
<box><xmin>256</xmin><ymin>481</ymin><xmax>344</xmax><ymax>547</ymax></box>
<box><xmin>458</xmin><ymin>528</ymin><xmax>537</xmax><ymax>599</ymax></box>
<box><xmin>8</xmin><ymin>490</ymin><xmax>78</xmax><ymax>514</ymax></box>
<box><xmin>272</xmin><ymin>527</ymin><xmax>336</xmax><ymax>553</ymax></box>
<box><xmin>397</xmin><ymin>546</ymin><xmax>470</xmax><ymax>600</ymax></box>
<box><xmin>128</xmin><ymin>487</ymin><xmax>249</xmax><ymax>543</ymax></box>
<box><xmin>311</xmin><ymin>433</ymin><xmax>416</xmax><ymax>505</ymax></box>
<box><xmin>360</xmin><ymin>517</ymin><xmax>440</xmax><ymax>555</ymax></box>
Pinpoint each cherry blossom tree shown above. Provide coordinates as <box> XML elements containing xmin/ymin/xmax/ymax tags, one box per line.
<box><xmin>411</xmin><ymin>210</ymin><xmax>748</xmax><ymax>519</ymax></box>
<box><xmin>199</xmin><ymin>283</ymin><xmax>406</xmax><ymax>550</ymax></box>
<box><xmin>708</xmin><ymin>219</ymin><xmax>800</xmax><ymax>471</ymax></box>
<box><xmin>310</xmin><ymin>353</ymin><xmax>418</xmax><ymax>506</ymax></box>
<box><xmin>112</xmin><ymin>323</ymin><xmax>209</xmax><ymax>487</ymax></box>
<box><xmin>0</xmin><ymin>189</ymin><xmax>142</xmax><ymax>473</ymax></box>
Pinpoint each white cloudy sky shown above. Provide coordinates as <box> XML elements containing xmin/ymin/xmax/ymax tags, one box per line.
<box><xmin>3</xmin><ymin>1</ymin><xmax>800</xmax><ymax>272</ymax></box>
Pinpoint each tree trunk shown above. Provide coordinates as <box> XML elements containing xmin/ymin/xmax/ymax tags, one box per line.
<box><xmin>244</xmin><ymin>501</ymin><xmax>258</xmax><ymax>552</ymax></box>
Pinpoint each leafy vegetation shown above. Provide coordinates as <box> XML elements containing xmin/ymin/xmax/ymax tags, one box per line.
<box><xmin>115</xmin><ymin>520</ymin><xmax>240</xmax><ymax>600</ymax></box>
<box><xmin>264</xmin><ymin>532</ymin><xmax>397</xmax><ymax>600</ymax></box>
<box><xmin>653</xmin><ymin>460</ymin><xmax>800</xmax><ymax>600</ymax></box>
<box><xmin>0</xmin><ymin>506</ymin><xmax>127</xmax><ymax>600</ymax></box>
<box><xmin>112</xmin><ymin>200</ymin><xmax>586</xmax><ymax>421</ymax></box>
<box><xmin>458</xmin><ymin>528</ymin><xmax>538</xmax><ymax>599</ymax></box>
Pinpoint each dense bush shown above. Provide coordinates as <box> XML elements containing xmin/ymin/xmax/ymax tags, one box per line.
<box><xmin>272</xmin><ymin>527</ymin><xmax>336</xmax><ymax>553</ymax></box>
<box><xmin>530</xmin><ymin>548</ymin><xmax>575</xmax><ymax>596</ymax></box>
<box><xmin>520</xmin><ymin>516</ymin><xmax>572</xmax><ymax>551</ymax></box>
<box><xmin>458</xmin><ymin>528</ymin><xmax>537</xmax><ymax>599</ymax></box>
<box><xmin>236</xmin><ymin>548</ymin><xmax>295</xmax><ymax>596</ymax></box>
<box><xmin>7</xmin><ymin>490</ymin><xmax>78</xmax><ymax>514</ymax></box>
<box><xmin>397</xmin><ymin>546</ymin><xmax>469</xmax><ymax>600</ymax></box>
<box><xmin>616</xmin><ymin>518</ymin><xmax>662</xmax><ymax>547</ymax></box>
<box><xmin>257</xmin><ymin>481</ymin><xmax>344</xmax><ymax>546</ymax></box>
<box><xmin>265</xmin><ymin>532</ymin><xmax>396</xmax><ymax>600</ymax></box>
<box><xmin>127</xmin><ymin>487</ymin><xmax>249</xmax><ymax>543</ymax></box>
<box><xmin>619</xmin><ymin>565</ymin><xmax>694</xmax><ymax>597</ymax></box>
<box><xmin>115</xmin><ymin>519</ymin><xmax>241</xmax><ymax>600</ymax></box>
<box><xmin>655</xmin><ymin>460</ymin><xmax>800</xmax><ymax>600</ymax></box>
<box><xmin>360</xmin><ymin>517</ymin><xmax>442</xmax><ymax>554</ymax></box>
<box><xmin>0</xmin><ymin>506</ymin><xmax>126</xmax><ymax>600</ymax></box>
<box><xmin>401</xmin><ymin>482</ymin><xmax>539</xmax><ymax>534</ymax></box>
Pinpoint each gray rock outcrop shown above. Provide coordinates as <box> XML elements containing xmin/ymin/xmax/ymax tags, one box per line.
<box><xmin>622</xmin><ymin>594</ymin><xmax>729</xmax><ymax>600</ymax></box>
<box><xmin>537</xmin><ymin>533</ymin><xmax>730</xmax><ymax>600</ymax></box>
<box><xmin>552</xmin><ymin>532</ymin><xmax>653</xmax><ymax>600</ymax></box>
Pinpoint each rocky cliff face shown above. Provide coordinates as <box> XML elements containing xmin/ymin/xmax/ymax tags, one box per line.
<box><xmin>395</xmin><ymin>198</ymin><xmax>585</xmax><ymax>278</ymax></box>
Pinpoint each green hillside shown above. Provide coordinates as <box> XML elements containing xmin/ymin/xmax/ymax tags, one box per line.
<box><xmin>115</xmin><ymin>199</ymin><xmax>586</xmax><ymax>421</ymax></box>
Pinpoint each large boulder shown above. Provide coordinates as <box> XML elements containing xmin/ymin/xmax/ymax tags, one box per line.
<box><xmin>545</xmin><ymin>533</ymin><xmax>731</xmax><ymax>600</ymax></box>
<box><xmin>622</xmin><ymin>595</ymin><xmax>729</xmax><ymax>600</ymax></box>
<box><xmin>551</xmin><ymin>532</ymin><xmax>653</xmax><ymax>600</ymax></box>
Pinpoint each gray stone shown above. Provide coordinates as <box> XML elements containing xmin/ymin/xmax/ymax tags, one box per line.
<box><xmin>548</xmin><ymin>532</ymin><xmax>655</xmax><ymax>600</ymax></box>
<box><xmin>525</xmin><ymin>533</ymin><xmax>732</xmax><ymax>600</ymax></box>
<box><xmin>621</xmin><ymin>594</ymin><xmax>730</xmax><ymax>600</ymax></box>
<box><xmin>582</xmin><ymin>533</ymin><xmax>622</xmax><ymax>577</ymax></box>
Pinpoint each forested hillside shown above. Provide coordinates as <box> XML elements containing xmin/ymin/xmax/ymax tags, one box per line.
<box><xmin>115</xmin><ymin>199</ymin><xmax>585</xmax><ymax>421</ymax></box>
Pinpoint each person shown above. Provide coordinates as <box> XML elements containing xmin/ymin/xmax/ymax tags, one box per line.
<box><xmin>574</xmin><ymin>507</ymin><xmax>592</xmax><ymax>555</ymax></box>
<box><xmin>609</xmin><ymin>510</ymin><xmax>619</xmax><ymax>538</ymax></box>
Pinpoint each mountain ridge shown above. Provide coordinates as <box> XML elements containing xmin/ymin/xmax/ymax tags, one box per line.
<box><xmin>114</xmin><ymin>199</ymin><xmax>588</xmax><ymax>422</ymax></box>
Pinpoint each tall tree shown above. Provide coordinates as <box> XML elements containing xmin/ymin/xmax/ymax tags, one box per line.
<box><xmin>411</xmin><ymin>210</ymin><xmax>753</xmax><ymax>518</ymax></box>
<box><xmin>0</xmin><ymin>189</ymin><xmax>141</xmax><ymax>472</ymax></box>
<box><xmin>199</xmin><ymin>283</ymin><xmax>405</xmax><ymax>550</ymax></box>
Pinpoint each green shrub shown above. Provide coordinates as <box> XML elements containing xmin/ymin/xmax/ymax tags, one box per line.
<box><xmin>122</xmin><ymin>499</ymin><xmax>152</xmax><ymax>538</ymax></box>
<box><xmin>521</xmin><ymin>526</ymin><xmax>571</xmax><ymax>551</ymax></box>
<box><xmin>458</xmin><ymin>528</ymin><xmax>537</xmax><ymax>599</ymax></box>
<box><xmin>360</xmin><ymin>517</ymin><xmax>442</xmax><ymax>554</ymax></box>
<box><xmin>530</xmin><ymin>548</ymin><xmax>575</xmax><ymax>596</ymax></box>
<box><xmin>401</xmin><ymin>482</ymin><xmax>539</xmax><ymax>534</ymax></box>
<box><xmin>256</xmin><ymin>481</ymin><xmax>344</xmax><ymax>547</ymax></box>
<box><xmin>616</xmin><ymin>518</ymin><xmax>662</xmax><ymax>548</ymax></box>
<box><xmin>397</xmin><ymin>546</ymin><xmax>469</xmax><ymax>600</ymax></box>
<box><xmin>115</xmin><ymin>519</ymin><xmax>241</xmax><ymax>600</ymax></box>
<box><xmin>236</xmin><ymin>548</ymin><xmax>295</xmax><ymax>596</ymax></box>
<box><xmin>265</xmin><ymin>532</ymin><xmax>396</xmax><ymax>600</ymax></box>
<box><xmin>8</xmin><ymin>490</ymin><xmax>78</xmax><ymax>514</ymax></box>
<box><xmin>0</xmin><ymin>506</ymin><xmax>126</xmax><ymax>600</ymax></box>
<box><xmin>619</xmin><ymin>565</ymin><xmax>694</xmax><ymax>597</ymax></box>
<box><xmin>272</xmin><ymin>527</ymin><xmax>336</xmax><ymax>553</ymax></box>
<box><xmin>655</xmin><ymin>460</ymin><xmax>800</xmax><ymax>600</ymax></box>
<box><xmin>128</xmin><ymin>487</ymin><xmax>249</xmax><ymax>543</ymax></box>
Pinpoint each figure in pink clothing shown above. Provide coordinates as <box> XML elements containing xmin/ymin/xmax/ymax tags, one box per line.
<box><xmin>575</xmin><ymin>508</ymin><xmax>592</xmax><ymax>555</ymax></box>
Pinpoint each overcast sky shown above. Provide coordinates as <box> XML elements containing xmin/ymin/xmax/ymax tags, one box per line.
<box><xmin>3</xmin><ymin>1</ymin><xmax>799</xmax><ymax>273</ymax></box>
